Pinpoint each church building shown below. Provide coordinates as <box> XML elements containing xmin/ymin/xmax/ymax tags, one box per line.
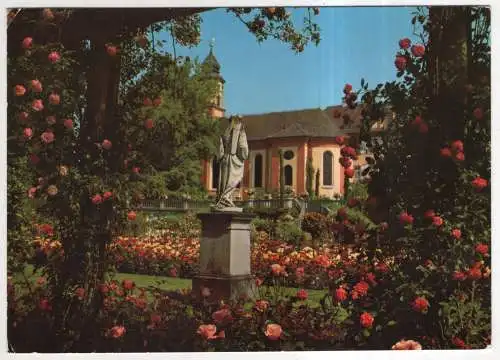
<box><xmin>200</xmin><ymin>44</ymin><xmax>390</xmax><ymax>200</ymax></box>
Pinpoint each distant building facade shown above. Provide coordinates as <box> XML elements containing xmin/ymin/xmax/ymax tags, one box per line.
<box><xmin>199</xmin><ymin>46</ymin><xmax>390</xmax><ymax>199</ymax></box>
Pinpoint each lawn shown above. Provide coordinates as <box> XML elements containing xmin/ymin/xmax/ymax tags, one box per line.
<box><xmin>14</xmin><ymin>265</ymin><xmax>327</xmax><ymax>306</ymax></box>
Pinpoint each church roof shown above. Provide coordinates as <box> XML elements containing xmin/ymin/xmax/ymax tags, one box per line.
<box><xmin>238</xmin><ymin>105</ymin><xmax>381</xmax><ymax>141</ymax></box>
<box><xmin>202</xmin><ymin>41</ymin><xmax>224</xmax><ymax>82</ymax></box>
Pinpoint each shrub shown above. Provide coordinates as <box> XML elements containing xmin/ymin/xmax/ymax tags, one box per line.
<box><xmin>275</xmin><ymin>220</ymin><xmax>303</xmax><ymax>246</ymax></box>
<box><xmin>301</xmin><ymin>212</ymin><xmax>331</xmax><ymax>242</ymax></box>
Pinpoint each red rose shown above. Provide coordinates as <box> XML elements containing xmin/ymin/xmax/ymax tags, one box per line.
<box><xmin>102</xmin><ymin>139</ymin><xmax>112</xmax><ymax>150</ymax></box>
<box><xmin>22</xmin><ymin>37</ymin><xmax>33</xmax><ymax>49</ymax></box>
<box><xmin>339</xmin><ymin>156</ymin><xmax>352</xmax><ymax>169</ymax></box>
<box><xmin>451</xmin><ymin>228</ymin><xmax>461</xmax><ymax>239</ymax></box>
<box><xmin>264</xmin><ymin>324</ymin><xmax>282</xmax><ymax>340</ymax></box>
<box><xmin>334</xmin><ymin>136</ymin><xmax>345</xmax><ymax>145</ymax></box>
<box><xmin>106</xmin><ymin>44</ymin><xmax>118</xmax><ymax>56</ymax></box>
<box><xmin>108</xmin><ymin>325</ymin><xmax>126</xmax><ymax>339</ymax></box>
<box><xmin>475</xmin><ymin>243</ymin><xmax>488</xmax><ymax>255</ymax></box>
<box><xmin>15</xmin><ymin>84</ymin><xmax>26</xmax><ymax>96</ymax></box>
<box><xmin>335</xmin><ymin>287</ymin><xmax>348</xmax><ymax>302</ymax></box>
<box><xmin>412</xmin><ymin>296</ymin><xmax>430</xmax><ymax>313</ymax></box>
<box><xmin>467</xmin><ymin>267</ymin><xmax>482</xmax><ymax>280</ymax></box>
<box><xmin>23</xmin><ymin>128</ymin><xmax>33</xmax><ymax>139</ymax></box>
<box><xmin>122</xmin><ymin>279</ymin><xmax>135</xmax><ymax>290</ymax></box>
<box><xmin>395</xmin><ymin>55</ymin><xmax>407</xmax><ymax>71</ymax></box>
<box><xmin>432</xmin><ymin>216</ymin><xmax>443</xmax><ymax>227</ymax></box>
<box><xmin>344</xmin><ymin>168</ymin><xmax>355</xmax><ymax>178</ymax></box>
<box><xmin>143</xmin><ymin>98</ymin><xmax>152</xmax><ymax>106</ymax></box>
<box><xmin>19</xmin><ymin>112</ymin><xmax>29</xmax><ymax>122</ymax></box>
<box><xmin>473</xmin><ymin>107</ymin><xmax>484</xmax><ymax>120</ymax></box>
<box><xmin>452</xmin><ymin>337</ymin><xmax>469</xmax><ymax>349</ymax></box>
<box><xmin>127</xmin><ymin>211</ymin><xmax>137</xmax><ymax>221</ymax></box>
<box><xmin>471</xmin><ymin>177</ymin><xmax>488</xmax><ymax>191</ymax></box>
<box><xmin>399</xmin><ymin>211</ymin><xmax>414</xmax><ymax>225</ymax></box>
<box><xmin>411</xmin><ymin>44</ymin><xmax>425</xmax><ymax>57</ymax></box>
<box><xmin>352</xmin><ymin>281</ymin><xmax>369</xmax><ymax>299</ymax></box>
<box><xmin>451</xmin><ymin>140</ymin><xmax>464</xmax><ymax>152</ymax></box>
<box><xmin>296</xmin><ymin>289</ymin><xmax>308</xmax><ymax>300</ymax></box>
<box><xmin>424</xmin><ymin>209</ymin><xmax>435</xmax><ymax>219</ymax></box>
<box><xmin>31</xmin><ymin>79</ymin><xmax>43</xmax><ymax>93</ymax></box>
<box><xmin>32</xmin><ymin>99</ymin><xmax>44</xmax><ymax>111</ymax></box>
<box><xmin>254</xmin><ymin>299</ymin><xmax>269</xmax><ymax>312</ymax></box>
<box><xmin>153</xmin><ymin>97</ymin><xmax>162</xmax><ymax>106</ymax></box>
<box><xmin>455</xmin><ymin>152</ymin><xmax>465</xmax><ymax>161</ymax></box>
<box><xmin>39</xmin><ymin>298</ymin><xmax>52</xmax><ymax>311</ymax></box>
<box><xmin>399</xmin><ymin>38</ymin><xmax>411</xmax><ymax>49</ymax></box>
<box><xmin>48</xmin><ymin>93</ymin><xmax>60</xmax><ymax>105</ymax></box>
<box><xmin>144</xmin><ymin>118</ymin><xmax>154</xmax><ymax>129</ymax></box>
<box><xmin>360</xmin><ymin>312</ymin><xmax>374</xmax><ymax>328</ymax></box>
<box><xmin>91</xmin><ymin>194</ymin><xmax>103</xmax><ymax>205</ymax></box>
<box><xmin>63</xmin><ymin>119</ymin><xmax>74</xmax><ymax>129</ymax></box>
<box><xmin>103</xmin><ymin>191</ymin><xmax>113</xmax><ymax>200</ymax></box>
<box><xmin>440</xmin><ymin>147</ymin><xmax>452</xmax><ymax>157</ymax></box>
<box><xmin>212</xmin><ymin>308</ymin><xmax>233</xmax><ymax>324</ymax></box>
<box><xmin>132</xmin><ymin>167</ymin><xmax>140</xmax><ymax>174</ymax></box>
<box><xmin>40</xmin><ymin>131</ymin><xmax>55</xmax><ymax>144</ymax></box>
<box><xmin>48</xmin><ymin>51</ymin><xmax>61</xmax><ymax>63</ymax></box>
<box><xmin>343</xmin><ymin>83</ymin><xmax>353</xmax><ymax>94</ymax></box>
<box><xmin>453</xmin><ymin>271</ymin><xmax>466</xmax><ymax>281</ymax></box>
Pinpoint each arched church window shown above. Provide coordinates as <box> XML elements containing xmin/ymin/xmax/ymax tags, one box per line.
<box><xmin>323</xmin><ymin>151</ymin><xmax>333</xmax><ymax>186</ymax></box>
<box><xmin>284</xmin><ymin>165</ymin><xmax>293</xmax><ymax>186</ymax></box>
<box><xmin>254</xmin><ymin>154</ymin><xmax>263</xmax><ymax>188</ymax></box>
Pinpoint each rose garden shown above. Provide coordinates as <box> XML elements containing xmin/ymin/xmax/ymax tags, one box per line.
<box><xmin>6</xmin><ymin>7</ymin><xmax>491</xmax><ymax>352</ymax></box>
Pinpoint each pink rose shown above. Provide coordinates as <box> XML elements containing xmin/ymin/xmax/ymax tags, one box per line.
<box><xmin>48</xmin><ymin>93</ymin><xmax>60</xmax><ymax>105</ymax></box>
<box><xmin>264</xmin><ymin>323</ymin><xmax>282</xmax><ymax>340</ymax></box>
<box><xmin>15</xmin><ymin>85</ymin><xmax>26</xmax><ymax>96</ymax></box>
<box><xmin>63</xmin><ymin>119</ymin><xmax>73</xmax><ymax>129</ymax></box>
<box><xmin>22</xmin><ymin>37</ymin><xmax>33</xmax><ymax>49</ymax></box>
<box><xmin>31</xmin><ymin>79</ymin><xmax>43</xmax><ymax>93</ymax></box>
<box><xmin>91</xmin><ymin>194</ymin><xmax>103</xmax><ymax>205</ymax></box>
<box><xmin>392</xmin><ymin>339</ymin><xmax>422</xmax><ymax>350</ymax></box>
<box><xmin>108</xmin><ymin>325</ymin><xmax>126</xmax><ymax>339</ymax></box>
<box><xmin>19</xmin><ymin>112</ymin><xmax>29</xmax><ymax>122</ymax></box>
<box><xmin>41</xmin><ymin>131</ymin><xmax>55</xmax><ymax>144</ymax></box>
<box><xmin>23</xmin><ymin>128</ymin><xmax>33</xmax><ymax>139</ymax></box>
<box><xmin>28</xmin><ymin>187</ymin><xmax>37</xmax><ymax>198</ymax></box>
<box><xmin>144</xmin><ymin>118</ymin><xmax>154</xmax><ymax>129</ymax></box>
<box><xmin>102</xmin><ymin>139</ymin><xmax>112</xmax><ymax>150</ymax></box>
<box><xmin>197</xmin><ymin>324</ymin><xmax>218</xmax><ymax>340</ymax></box>
<box><xmin>398</xmin><ymin>38</ymin><xmax>411</xmax><ymax>49</ymax></box>
<box><xmin>395</xmin><ymin>55</ymin><xmax>407</xmax><ymax>71</ymax></box>
<box><xmin>411</xmin><ymin>44</ymin><xmax>425</xmax><ymax>57</ymax></box>
<box><xmin>48</xmin><ymin>51</ymin><xmax>61</xmax><ymax>63</ymax></box>
<box><xmin>32</xmin><ymin>99</ymin><xmax>44</xmax><ymax>111</ymax></box>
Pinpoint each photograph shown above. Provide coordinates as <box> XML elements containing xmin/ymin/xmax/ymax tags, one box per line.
<box><xmin>6</xmin><ymin>5</ymin><xmax>491</xmax><ymax>352</ymax></box>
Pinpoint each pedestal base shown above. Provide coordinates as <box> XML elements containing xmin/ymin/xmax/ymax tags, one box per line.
<box><xmin>192</xmin><ymin>274</ymin><xmax>256</xmax><ymax>302</ymax></box>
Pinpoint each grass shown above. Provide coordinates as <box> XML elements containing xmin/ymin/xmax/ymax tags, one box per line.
<box><xmin>14</xmin><ymin>265</ymin><xmax>327</xmax><ymax>307</ymax></box>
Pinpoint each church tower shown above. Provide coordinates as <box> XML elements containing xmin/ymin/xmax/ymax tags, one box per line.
<box><xmin>202</xmin><ymin>39</ymin><xmax>225</xmax><ymax>118</ymax></box>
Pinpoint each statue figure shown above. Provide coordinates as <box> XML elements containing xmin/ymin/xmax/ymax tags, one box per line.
<box><xmin>213</xmin><ymin>115</ymin><xmax>249</xmax><ymax>211</ymax></box>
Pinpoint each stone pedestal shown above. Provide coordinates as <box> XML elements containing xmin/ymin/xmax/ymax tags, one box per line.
<box><xmin>192</xmin><ymin>211</ymin><xmax>255</xmax><ymax>302</ymax></box>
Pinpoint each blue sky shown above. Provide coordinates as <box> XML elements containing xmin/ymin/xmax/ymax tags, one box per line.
<box><xmin>158</xmin><ymin>7</ymin><xmax>420</xmax><ymax>116</ymax></box>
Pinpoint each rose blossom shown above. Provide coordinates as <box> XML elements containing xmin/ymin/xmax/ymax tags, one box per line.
<box><xmin>432</xmin><ymin>216</ymin><xmax>444</xmax><ymax>227</ymax></box>
<box><xmin>48</xmin><ymin>93</ymin><xmax>60</xmax><ymax>105</ymax></box>
<box><xmin>334</xmin><ymin>136</ymin><xmax>344</xmax><ymax>145</ymax></box>
<box><xmin>271</xmin><ymin>263</ymin><xmax>285</xmax><ymax>276</ymax></box>
<box><xmin>399</xmin><ymin>211</ymin><xmax>414</xmax><ymax>225</ymax></box>
<box><xmin>32</xmin><ymin>99</ymin><xmax>44</xmax><ymax>111</ymax></box>
<box><xmin>15</xmin><ymin>84</ymin><xmax>26</xmax><ymax>96</ymax></box>
<box><xmin>395</xmin><ymin>55</ymin><xmax>407</xmax><ymax>71</ymax></box>
<box><xmin>122</xmin><ymin>279</ymin><xmax>135</xmax><ymax>290</ymax></box>
<box><xmin>28</xmin><ymin>187</ymin><xmax>37</xmax><ymax>198</ymax></box>
<box><xmin>75</xmin><ymin>287</ymin><xmax>85</xmax><ymax>300</ymax></box>
<box><xmin>197</xmin><ymin>324</ymin><xmax>217</xmax><ymax>340</ymax></box>
<box><xmin>411</xmin><ymin>44</ymin><xmax>425</xmax><ymax>57</ymax></box>
<box><xmin>392</xmin><ymin>339</ymin><xmax>422</xmax><ymax>350</ymax></box>
<box><xmin>103</xmin><ymin>191</ymin><xmax>113</xmax><ymax>200</ymax></box>
<box><xmin>153</xmin><ymin>97</ymin><xmax>162</xmax><ymax>106</ymax></box>
<box><xmin>296</xmin><ymin>289</ymin><xmax>308</xmax><ymax>300</ymax></box>
<box><xmin>23</xmin><ymin>128</ymin><xmax>33</xmax><ymax>139</ymax></box>
<box><xmin>106</xmin><ymin>44</ymin><xmax>118</xmax><ymax>56</ymax></box>
<box><xmin>47</xmin><ymin>185</ymin><xmax>58</xmax><ymax>196</ymax></box>
<box><xmin>41</xmin><ymin>131</ymin><xmax>55</xmax><ymax>144</ymax></box>
<box><xmin>453</xmin><ymin>271</ymin><xmax>467</xmax><ymax>281</ymax></box>
<box><xmin>451</xmin><ymin>140</ymin><xmax>464</xmax><ymax>152</ymax></box>
<box><xmin>412</xmin><ymin>296</ymin><xmax>430</xmax><ymax>313</ymax></box>
<box><xmin>399</xmin><ymin>38</ymin><xmax>411</xmax><ymax>49</ymax></box>
<box><xmin>48</xmin><ymin>51</ymin><xmax>61</xmax><ymax>63</ymax></box>
<box><xmin>475</xmin><ymin>243</ymin><xmax>489</xmax><ymax>255</ymax></box>
<box><xmin>132</xmin><ymin>167</ymin><xmax>140</xmax><ymax>174</ymax></box>
<box><xmin>212</xmin><ymin>308</ymin><xmax>233</xmax><ymax>324</ymax></box>
<box><xmin>264</xmin><ymin>323</ymin><xmax>282</xmax><ymax>340</ymax></box>
<box><xmin>254</xmin><ymin>299</ymin><xmax>269</xmax><ymax>312</ymax></box>
<box><xmin>471</xmin><ymin>177</ymin><xmax>488</xmax><ymax>191</ymax></box>
<box><xmin>127</xmin><ymin>211</ymin><xmax>137</xmax><ymax>221</ymax></box>
<box><xmin>451</xmin><ymin>228</ymin><xmax>462</xmax><ymax>239</ymax></box>
<box><xmin>468</xmin><ymin>267</ymin><xmax>482</xmax><ymax>280</ymax></box>
<box><xmin>31</xmin><ymin>79</ymin><xmax>43</xmax><ymax>92</ymax></box>
<box><xmin>335</xmin><ymin>287</ymin><xmax>348</xmax><ymax>302</ymax></box>
<box><xmin>22</xmin><ymin>37</ymin><xmax>33</xmax><ymax>49</ymax></box>
<box><xmin>108</xmin><ymin>325</ymin><xmax>126</xmax><ymax>339</ymax></box>
<box><xmin>360</xmin><ymin>312</ymin><xmax>374</xmax><ymax>328</ymax></box>
<box><xmin>102</xmin><ymin>139</ymin><xmax>112</xmax><ymax>150</ymax></box>
<box><xmin>58</xmin><ymin>165</ymin><xmax>68</xmax><ymax>176</ymax></box>
<box><xmin>455</xmin><ymin>152</ymin><xmax>465</xmax><ymax>161</ymax></box>
<box><xmin>143</xmin><ymin>98</ymin><xmax>152</xmax><ymax>106</ymax></box>
<box><xmin>91</xmin><ymin>194</ymin><xmax>103</xmax><ymax>205</ymax></box>
<box><xmin>63</xmin><ymin>119</ymin><xmax>74</xmax><ymax>129</ymax></box>
<box><xmin>440</xmin><ymin>147</ymin><xmax>452</xmax><ymax>157</ymax></box>
<box><xmin>352</xmin><ymin>281</ymin><xmax>369</xmax><ymax>299</ymax></box>
<box><xmin>30</xmin><ymin>154</ymin><xmax>40</xmax><ymax>165</ymax></box>
<box><xmin>39</xmin><ymin>298</ymin><xmax>52</xmax><ymax>311</ymax></box>
<box><xmin>343</xmin><ymin>83</ymin><xmax>353</xmax><ymax>94</ymax></box>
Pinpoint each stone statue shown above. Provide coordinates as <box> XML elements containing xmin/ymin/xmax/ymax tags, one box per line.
<box><xmin>212</xmin><ymin>115</ymin><xmax>249</xmax><ymax>211</ymax></box>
